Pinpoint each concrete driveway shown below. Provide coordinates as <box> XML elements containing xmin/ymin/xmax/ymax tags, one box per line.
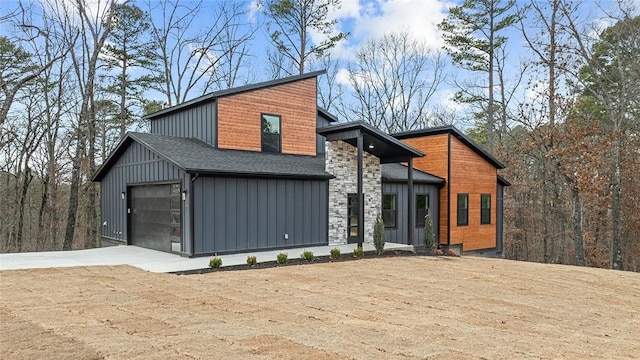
<box><xmin>0</xmin><ymin>243</ymin><xmax>413</xmax><ymax>273</ymax></box>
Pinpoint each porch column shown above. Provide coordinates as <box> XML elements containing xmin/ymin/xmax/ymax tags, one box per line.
<box><xmin>357</xmin><ymin>131</ymin><xmax>364</xmax><ymax>248</ymax></box>
<box><xmin>407</xmin><ymin>158</ymin><xmax>414</xmax><ymax>246</ymax></box>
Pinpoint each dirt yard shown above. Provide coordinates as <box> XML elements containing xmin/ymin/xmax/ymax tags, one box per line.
<box><xmin>1</xmin><ymin>256</ymin><xmax>639</xmax><ymax>360</ymax></box>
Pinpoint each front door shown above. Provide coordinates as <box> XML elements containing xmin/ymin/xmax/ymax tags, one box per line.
<box><xmin>347</xmin><ymin>193</ymin><xmax>358</xmax><ymax>243</ymax></box>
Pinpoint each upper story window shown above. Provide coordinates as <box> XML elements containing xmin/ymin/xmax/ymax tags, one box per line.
<box><xmin>481</xmin><ymin>193</ymin><xmax>491</xmax><ymax>225</ymax></box>
<box><xmin>261</xmin><ymin>114</ymin><xmax>281</xmax><ymax>153</ymax></box>
<box><xmin>382</xmin><ymin>193</ymin><xmax>397</xmax><ymax>228</ymax></box>
<box><xmin>416</xmin><ymin>194</ymin><xmax>429</xmax><ymax>227</ymax></box>
<box><xmin>457</xmin><ymin>193</ymin><xmax>469</xmax><ymax>226</ymax></box>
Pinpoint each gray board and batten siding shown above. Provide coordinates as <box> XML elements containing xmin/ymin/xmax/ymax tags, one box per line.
<box><xmin>382</xmin><ymin>182</ymin><xmax>440</xmax><ymax>245</ymax></box>
<box><xmin>150</xmin><ymin>100</ymin><xmax>217</xmax><ymax>146</ymax></box>
<box><xmin>192</xmin><ymin>176</ymin><xmax>328</xmax><ymax>255</ymax></box>
<box><xmin>99</xmin><ymin>141</ymin><xmax>187</xmax><ymax>248</ymax></box>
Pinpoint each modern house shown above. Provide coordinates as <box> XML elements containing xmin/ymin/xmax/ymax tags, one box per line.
<box><xmin>93</xmin><ymin>71</ymin><xmax>507</xmax><ymax>257</ymax></box>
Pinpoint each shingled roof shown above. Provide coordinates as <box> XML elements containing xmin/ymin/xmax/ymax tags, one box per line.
<box><xmin>381</xmin><ymin>163</ymin><xmax>445</xmax><ymax>185</ymax></box>
<box><xmin>93</xmin><ymin>132</ymin><xmax>332</xmax><ymax>181</ymax></box>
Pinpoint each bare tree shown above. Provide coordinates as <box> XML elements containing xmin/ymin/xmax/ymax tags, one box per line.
<box><xmin>261</xmin><ymin>0</ymin><xmax>347</xmax><ymax>75</ymax></box>
<box><xmin>147</xmin><ymin>0</ymin><xmax>255</xmax><ymax>106</ymax></box>
<box><xmin>344</xmin><ymin>32</ymin><xmax>446</xmax><ymax>133</ymax></box>
<box><xmin>63</xmin><ymin>0</ymin><xmax>116</xmax><ymax>250</ymax></box>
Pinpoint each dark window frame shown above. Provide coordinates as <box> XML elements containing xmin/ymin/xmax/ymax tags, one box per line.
<box><xmin>481</xmin><ymin>193</ymin><xmax>491</xmax><ymax>225</ymax></box>
<box><xmin>457</xmin><ymin>193</ymin><xmax>469</xmax><ymax>226</ymax></box>
<box><xmin>261</xmin><ymin>113</ymin><xmax>281</xmax><ymax>153</ymax></box>
<box><xmin>415</xmin><ymin>193</ymin><xmax>430</xmax><ymax>228</ymax></box>
<box><xmin>382</xmin><ymin>193</ymin><xmax>397</xmax><ymax>229</ymax></box>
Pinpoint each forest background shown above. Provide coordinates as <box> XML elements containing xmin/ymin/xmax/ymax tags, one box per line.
<box><xmin>1</xmin><ymin>0</ymin><xmax>638</xmax><ymax>271</ymax></box>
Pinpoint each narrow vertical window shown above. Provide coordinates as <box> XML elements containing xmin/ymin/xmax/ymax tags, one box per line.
<box><xmin>416</xmin><ymin>194</ymin><xmax>429</xmax><ymax>227</ymax></box>
<box><xmin>481</xmin><ymin>193</ymin><xmax>491</xmax><ymax>225</ymax></box>
<box><xmin>261</xmin><ymin>114</ymin><xmax>281</xmax><ymax>153</ymax></box>
<box><xmin>457</xmin><ymin>194</ymin><xmax>468</xmax><ymax>226</ymax></box>
<box><xmin>382</xmin><ymin>193</ymin><xmax>397</xmax><ymax>228</ymax></box>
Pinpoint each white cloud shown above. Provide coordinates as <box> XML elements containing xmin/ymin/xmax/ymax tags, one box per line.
<box><xmin>350</xmin><ymin>0</ymin><xmax>451</xmax><ymax>50</ymax></box>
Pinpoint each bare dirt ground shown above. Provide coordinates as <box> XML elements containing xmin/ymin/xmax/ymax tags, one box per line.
<box><xmin>1</xmin><ymin>256</ymin><xmax>639</xmax><ymax>360</ymax></box>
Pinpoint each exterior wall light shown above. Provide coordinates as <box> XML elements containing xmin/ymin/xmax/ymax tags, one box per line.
<box><xmin>121</xmin><ymin>191</ymin><xmax>125</xmax><ymax>200</ymax></box>
<box><xmin>368</xmin><ymin>144</ymin><xmax>375</xmax><ymax>150</ymax></box>
<box><xmin>182</xmin><ymin>190</ymin><xmax>187</xmax><ymax>201</ymax></box>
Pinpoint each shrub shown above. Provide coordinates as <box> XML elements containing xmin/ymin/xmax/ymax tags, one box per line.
<box><xmin>330</xmin><ymin>248</ymin><xmax>341</xmax><ymax>260</ymax></box>
<box><xmin>301</xmin><ymin>250</ymin><xmax>315</xmax><ymax>262</ymax></box>
<box><xmin>353</xmin><ymin>246</ymin><xmax>364</xmax><ymax>258</ymax></box>
<box><xmin>373</xmin><ymin>216</ymin><xmax>385</xmax><ymax>255</ymax></box>
<box><xmin>208</xmin><ymin>256</ymin><xmax>223</xmax><ymax>269</ymax></box>
<box><xmin>423</xmin><ymin>209</ymin><xmax>435</xmax><ymax>252</ymax></box>
<box><xmin>433</xmin><ymin>249</ymin><xmax>443</xmax><ymax>256</ymax></box>
<box><xmin>446</xmin><ymin>250</ymin><xmax>458</xmax><ymax>257</ymax></box>
<box><xmin>276</xmin><ymin>252</ymin><xmax>288</xmax><ymax>264</ymax></box>
<box><xmin>246</xmin><ymin>255</ymin><xmax>257</xmax><ymax>266</ymax></box>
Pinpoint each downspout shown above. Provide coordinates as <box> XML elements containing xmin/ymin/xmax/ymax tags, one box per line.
<box><xmin>189</xmin><ymin>172</ymin><xmax>200</xmax><ymax>256</ymax></box>
<box><xmin>407</xmin><ymin>158</ymin><xmax>414</xmax><ymax>246</ymax></box>
<box><xmin>357</xmin><ymin>131</ymin><xmax>364</xmax><ymax>248</ymax></box>
<box><xmin>447</xmin><ymin>133</ymin><xmax>451</xmax><ymax>246</ymax></box>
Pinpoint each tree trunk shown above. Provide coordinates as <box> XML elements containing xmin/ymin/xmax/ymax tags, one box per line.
<box><xmin>611</xmin><ymin>133</ymin><xmax>623</xmax><ymax>270</ymax></box>
<box><xmin>570</xmin><ymin>185</ymin><xmax>585</xmax><ymax>266</ymax></box>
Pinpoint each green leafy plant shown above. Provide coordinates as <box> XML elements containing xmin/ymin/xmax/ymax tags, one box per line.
<box><xmin>373</xmin><ymin>216</ymin><xmax>385</xmax><ymax>255</ymax></box>
<box><xmin>246</xmin><ymin>255</ymin><xmax>257</xmax><ymax>266</ymax></box>
<box><xmin>208</xmin><ymin>256</ymin><xmax>223</xmax><ymax>269</ymax></box>
<box><xmin>276</xmin><ymin>252</ymin><xmax>288</xmax><ymax>264</ymax></box>
<box><xmin>330</xmin><ymin>247</ymin><xmax>341</xmax><ymax>260</ymax></box>
<box><xmin>353</xmin><ymin>246</ymin><xmax>364</xmax><ymax>258</ymax></box>
<box><xmin>423</xmin><ymin>208</ymin><xmax>435</xmax><ymax>252</ymax></box>
<box><xmin>301</xmin><ymin>250</ymin><xmax>315</xmax><ymax>262</ymax></box>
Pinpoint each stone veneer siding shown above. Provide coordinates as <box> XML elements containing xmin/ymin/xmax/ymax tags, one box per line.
<box><xmin>325</xmin><ymin>141</ymin><xmax>381</xmax><ymax>245</ymax></box>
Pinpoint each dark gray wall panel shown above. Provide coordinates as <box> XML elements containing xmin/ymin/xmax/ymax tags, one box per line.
<box><xmin>193</xmin><ymin>176</ymin><xmax>329</xmax><ymax>255</ymax></box>
<box><xmin>382</xmin><ymin>182</ymin><xmax>440</xmax><ymax>245</ymax></box>
<box><xmin>496</xmin><ymin>182</ymin><xmax>505</xmax><ymax>253</ymax></box>
<box><xmin>99</xmin><ymin>142</ymin><xmax>186</xmax><ymax>246</ymax></box>
<box><xmin>150</xmin><ymin>101</ymin><xmax>216</xmax><ymax>146</ymax></box>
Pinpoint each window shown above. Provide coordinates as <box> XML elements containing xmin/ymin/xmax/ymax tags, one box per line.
<box><xmin>261</xmin><ymin>114</ymin><xmax>281</xmax><ymax>153</ymax></box>
<box><xmin>382</xmin><ymin>193</ymin><xmax>397</xmax><ymax>228</ymax></box>
<box><xmin>416</xmin><ymin>194</ymin><xmax>429</xmax><ymax>227</ymax></box>
<box><xmin>457</xmin><ymin>194</ymin><xmax>468</xmax><ymax>226</ymax></box>
<box><xmin>481</xmin><ymin>193</ymin><xmax>491</xmax><ymax>225</ymax></box>
<box><xmin>347</xmin><ymin>194</ymin><xmax>359</xmax><ymax>238</ymax></box>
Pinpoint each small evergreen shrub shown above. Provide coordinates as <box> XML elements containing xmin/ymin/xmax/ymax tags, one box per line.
<box><xmin>301</xmin><ymin>250</ymin><xmax>315</xmax><ymax>261</ymax></box>
<box><xmin>433</xmin><ymin>249</ymin><xmax>443</xmax><ymax>255</ymax></box>
<box><xmin>330</xmin><ymin>248</ymin><xmax>341</xmax><ymax>260</ymax></box>
<box><xmin>276</xmin><ymin>252</ymin><xmax>288</xmax><ymax>264</ymax></box>
<box><xmin>246</xmin><ymin>255</ymin><xmax>257</xmax><ymax>266</ymax></box>
<box><xmin>423</xmin><ymin>209</ymin><xmax>435</xmax><ymax>252</ymax></box>
<box><xmin>208</xmin><ymin>256</ymin><xmax>223</xmax><ymax>269</ymax></box>
<box><xmin>353</xmin><ymin>246</ymin><xmax>364</xmax><ymax>258</ymax></box>
<box><xmin>373</xmin><ymin>216</ymin><xmax>385</xmax><ymax>255</ymax></box>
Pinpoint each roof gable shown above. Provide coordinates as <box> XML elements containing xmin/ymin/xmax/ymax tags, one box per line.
<box><xmin>145</xmin><ymin>70</ymin><xmax>326</xmax><ymax>120</ymax></box>
<box><xmin>392</xmin><ymin>125</ymin><xmax>505</xmax><ymax>169</ymax></box>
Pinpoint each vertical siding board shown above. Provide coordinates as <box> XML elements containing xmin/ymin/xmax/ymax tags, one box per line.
<box><xmin>247</xmin><ymin>179</ymin><xmax>258</xmax><ymax>249</ymax></box>
<box><xmin>148</xmin><ymin>100</ymin><xmax>218</xmax><ymax>147</ymax></box>
<box><xmin>213</xmin><ymin>178</ymin><xmax>226</xmax><ymax>252</ymax></box>
<box><xmin>303</xmin><ymin>182</ymin><xmax>312</xmax><ymax>245</ymax></box>
<box><xmin>257</xmin><ymin>180</ymin><xmax>268</xmax><ymax>249</ymax></box>
<box><xmin>285</xmin><ymin>180</ymin><xmax>296</xmax><ymax>245</ymax></box>
<box><xmin>236</xmin><ymin>179</ymin><xmax>248</xmax><ymax>250</ymax></box>
<box><xmin>276</xmin><ymin>180</ymin><xmax>287</xmax><ymax>247</ymax></box>
<box><xmin>226</xmin><ymin>179</ymin><xmax>238</xmax><ymax>251</ymax></box>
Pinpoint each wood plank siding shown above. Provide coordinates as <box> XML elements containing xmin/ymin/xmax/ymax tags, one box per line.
<box><xmin>401</xmin><ymin>134</ymin><xmax>450</xmax><ymax>245</ymax></box>
<box><xmin>448</xmin><ymin>136</ymin><xmax>497</xmax><ymax>250</ymax></box>
<box><xmin>217</xmin><ymin>77</ymin><xmax>317</xmax><ymax>155</ymax></box>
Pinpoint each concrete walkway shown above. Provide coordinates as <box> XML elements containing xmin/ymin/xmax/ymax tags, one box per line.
<box><xmin>0</xmin><ymin>242</ymin><xmax>414</xmax><ymax>273</ymax></box>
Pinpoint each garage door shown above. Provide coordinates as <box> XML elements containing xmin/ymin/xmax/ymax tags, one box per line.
<box><xmin>129</xmin><ymin>184</ymin><xmax>181</xmax><ymax>253</ymax></box>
